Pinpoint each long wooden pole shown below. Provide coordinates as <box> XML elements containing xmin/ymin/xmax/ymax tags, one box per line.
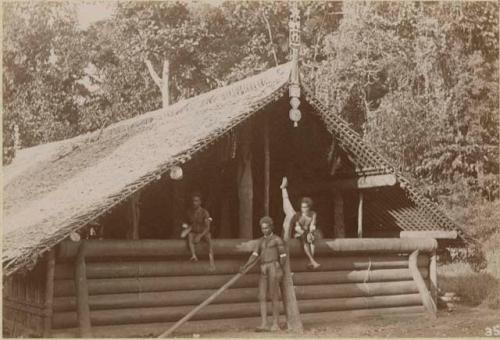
<box><xmin>357</xmin><ymin>192</ymin><xmax>364</xmax><ymax>238</ymax></box>
<box><xmin>74</xmin><ymin>242</ymin><xmax>92</xmax><ymax>337</ymax></box>
<box><xmin>263</xmin><ymin>115</ymin><xmax>270</xmax><ymax>216</ymax></box>
<box><xmin>43</xmin><ymin>250</ymin><xmax>56</xmax><ymax>337</ymax></box>
<box><xmin>157</xmin><ymin>258</ymin><xmax>259</xmax><ymax>338</ymax></box>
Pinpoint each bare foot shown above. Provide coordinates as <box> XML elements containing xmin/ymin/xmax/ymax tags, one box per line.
<box><xmin>270</xmin><ymin>323</ymin><xmax>280</xmax><ymax>332</ymax></box>
<box><xmin>280</xmin><ymin>177</ymin><xmax>288</xmax><ymax>189</ymax></box>
<box><xmin>307</xmin><ymin>261</ymin><xmax>321</xmax><ymax>269</ymax></box>
<box><xmin>190</xmin><ymin>255</ymin><xmax>198</xmax><ymax>262</ymax></box>
<box><xmin>209</xmin><ymin>263</ymin><xmax>216</xmax><ymax>272</ymax></box>
<box><xmin>255</xmin><ymin>325</ymin><xmax>269</xmax><ymax>332</ymax></box>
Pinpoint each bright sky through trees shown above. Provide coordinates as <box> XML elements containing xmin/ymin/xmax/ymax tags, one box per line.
<box><xmin>76</xmin><ymin>2</ymin><xmax>114</xmax><ymax>29</ymax></box>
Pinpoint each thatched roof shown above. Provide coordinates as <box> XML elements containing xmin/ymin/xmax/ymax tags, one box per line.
<box><xmin>3</xmin><ymin>62</ymin><xmax>465</xmax><ymax>276</ymax></box>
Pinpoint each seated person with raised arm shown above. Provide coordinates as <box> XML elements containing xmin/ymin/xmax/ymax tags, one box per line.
<box><xmin>280</xmin><ymin>177</ymin><xmax>321</xmax><ymax>269</ymax></box>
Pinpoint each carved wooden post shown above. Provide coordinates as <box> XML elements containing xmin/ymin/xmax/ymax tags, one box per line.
<box><xmin>333</xmin><ymin>190</ymin><xmax>345</xmax><ymax>238</ymax></box>
<box><xmin>75</xmin><ymin>241</ymin><xmax>91</xmax><ymax>337</ymax></box>
<box><xmin>237</xmin><ymin>125</ymin><xmax>253</xmax><ymax>238</ymax></box>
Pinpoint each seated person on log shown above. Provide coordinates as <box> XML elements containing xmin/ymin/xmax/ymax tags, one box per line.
<box><xmin>280</xmin><ymin>177</ymin><xmax>321</xmax><ymax>269</ymax></box>
<box><xmin>240</xmin><ymin>216</ymin><xmax>287</xmax><ymax>332</ymax></box>
<box><xmin>180</xmin><ymin>192</ymin><xmax>215</xmax><ymax>271</ymax></box>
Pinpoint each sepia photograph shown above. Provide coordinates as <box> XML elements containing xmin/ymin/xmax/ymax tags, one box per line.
<box><xmin>2</xmin><ymin>0</ymin><xmax>499</xmax><ymax>338</ymax></box>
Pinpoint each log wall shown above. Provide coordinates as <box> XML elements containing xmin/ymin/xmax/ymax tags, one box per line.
<box><xmin>48</xmin><ymin>238</ymin><xmax>435</xmax><ymax>336</ymax></box>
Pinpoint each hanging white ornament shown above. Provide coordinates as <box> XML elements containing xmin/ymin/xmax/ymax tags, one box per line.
<box><xmin>169</xmin><ymin>166</ymin><xmax>183</xmax><ymax>180</ymax></box>
<box><xmin>290</xmin><ymin>97</ymin><xmax>300</xmax><ymax>109</ymax></box>
<box><xmin>69</xmin><ymin>231</ymin><xmax>81</xmax><ymax>242</ymax></box>
<box><xmin>289</xmin><ymin>108</ymin><xmax>301</xmax><ymax>127</ymax></box>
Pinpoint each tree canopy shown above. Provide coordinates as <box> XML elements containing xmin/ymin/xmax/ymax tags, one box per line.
<box><xmin>3</xmin><ymin>1</ymin><xmax>498</xmax><ymax>205</ymax></box>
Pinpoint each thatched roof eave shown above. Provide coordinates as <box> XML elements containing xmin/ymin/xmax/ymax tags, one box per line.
<box><xmin>3</xmin><ymin>63</ymin><xmax>292</xmax><ymax>276</ymax></box>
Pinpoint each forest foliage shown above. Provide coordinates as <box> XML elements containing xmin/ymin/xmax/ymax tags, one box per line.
<box><xmin>3</xmin><ymin>1</ymin><xmax>499</xmax><ymax>211</ymax></box>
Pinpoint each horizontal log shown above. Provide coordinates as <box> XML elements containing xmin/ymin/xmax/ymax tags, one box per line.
<box><xmin>53</xmin><ymin>268</ymin><xmax>427</xmax><ymax>297</ymax></box>
<box><xmin>52</xmin><ymin>293</ymin><xmax>422</xmax><ymax>328</ymax></box>
<box><xmin>51</xmin><ymin>305</ymin><xmax>427</xmax><ymax>338</ymax></box>
<box><xmin>400</xmin><ymin>231</ymin><xmax>458</xmax><ymax>239</ymax></box>
<box><xmin>53</xmin><ymin>281</ymin><xmax>419</xmax><ymax>312</ymax></box>
<box><xmin>53</xmin><ymin>255</ymin><xmax>430</xmax><ymax>280</ymax></box>
<box><xmin>57</xmin><ymin>238</ymin><xmax>437</xmax><ymax>259</ymax></box>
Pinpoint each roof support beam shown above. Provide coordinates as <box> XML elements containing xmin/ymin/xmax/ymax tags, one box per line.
<box><xmin>294</xmin><ymin>174</ymin><xmax>397</xmax><ymax>196</ymax></box>
<box><xmin>357</xmin><ymin>192</ymin><xmax>364</xmax><ymax>238</ymax></box>
<box><xmin>263</xmin><ymin>115</ymin><xmax>270</xmax><ymax>216</ymax></box>
<box><xmin>333</xmin><ymin>174</ymin><xmax>397</xmax><ymax>190</ymax></box>
<box><xmin>74</xmin><ymin>242</ymin><xmax>92</xmax><ymax>337</ymax></box>
<box><xmin>127</xmin><ymin>192</ymin><xmax>141</xmax><ymax>240</ymax></box>
<box><xmin>43</xmin><ymin>250</ymin><xmax>56</xmax><ymax>337</ymax></box>
<box><xmin>400</xmin><ymin>231</ymin><xmax>458</xmax><ymax>239</ymax></box>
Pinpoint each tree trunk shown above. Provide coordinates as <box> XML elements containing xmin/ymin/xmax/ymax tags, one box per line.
<box><xmin>145</xmin><ymin>59</ymin><xmax>170</xmax><ymax>108</ymax></box>
<box><xmin>161</xmin><ymin>60</ymin><xmax>170</xmax><ymax>108</ymax></box>
<box><xmin>237</xmin><ymin>125</ymin><xmax>253</xmax><ymax>238</ymax></box>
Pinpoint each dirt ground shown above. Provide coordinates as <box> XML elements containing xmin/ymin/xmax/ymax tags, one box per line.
<box><xmin>196</xmin><ymin>306</ymin><xmax>500</xmax><ymax>338</ymax></box>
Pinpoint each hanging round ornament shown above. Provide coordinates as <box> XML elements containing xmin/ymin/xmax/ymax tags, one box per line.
<box><xmin>69</xmin><ymin>231</ymin><xmax>81</xmax><ymax>242</ymax></box>
<box><xmin>290</xmin><ymin>97</ymin><xmax>300</xmax><ymax>109</ymax></box>
<box><xmin>289</xmin><ymin>108</ymin><xmax>301</xmax><ymax>127</ymax></box>
<box><xmin>169</xmin><ymin>166</ymin><xmax>183</xmax><ymax>180</ymax></box>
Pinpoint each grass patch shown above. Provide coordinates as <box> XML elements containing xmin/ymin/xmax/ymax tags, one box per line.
<box><xmin>439</xmin><ymin>262</ymin><xmax>500</xmax><ymax>308</ymax></box>
<box><xmin>440</xmin><ymin>199</ymin><xmax>500</xmax><ymax>308</ymax></box>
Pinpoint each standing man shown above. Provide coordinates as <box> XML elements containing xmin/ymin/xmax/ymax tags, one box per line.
<box><xmin>240</xmin><ymin>216</ymin><xmax>287</xmax><ymax>332</ymax></box>
<box><xmin>181</xmin><ymin>192</ymin><xmax>215</xmax><ymax>271</ymax></box>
